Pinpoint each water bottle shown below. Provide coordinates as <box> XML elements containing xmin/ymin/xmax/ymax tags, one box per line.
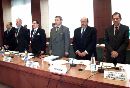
<box><xmin>0</xmin><ymin>46</ymin><xmax>5</xmax><ymax>56</ymax></box>
<box><xmin>70</xmin><ymin>58</ymin><xmax>76</xmax><ymax>67</ymax></box>
<box><xmin>1</xmin><ymin>46</ymin><xmax>5</xmax><ymax>52</ymax></box>
<box><xmin>24</xmin><ymin>50</ymin><xmax>28</xmax><ymax>62</ymax></box>
<box><xmin>90</xmin><ymin>56</ymin><xmax>96</xmax><ymax>72</ymax></box>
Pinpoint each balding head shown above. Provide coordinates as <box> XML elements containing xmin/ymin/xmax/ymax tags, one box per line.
<box><xmin>16</xmin><ymin>18</ymin><xmax>22</xmax><ymax>27</ymax></box>
<box><xmin>6</xmin><ymin>22</ymin><xmax>12</xmax><ymax>30</ymax></box>
<box><xmin>80</xmin><ymin>17</ymin><xmax>88</xmax><ymax>22</ymax></box>
<box><xmin>80</xmin><ymin>17</ymin><xmax>88</xmax><ymax>28</ymax></box>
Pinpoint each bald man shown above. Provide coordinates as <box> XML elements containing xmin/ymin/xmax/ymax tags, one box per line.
<box><xmin>4</xmin><ymin>22</ymin><xmax>17</xmax><ymax>50</ymax></box>
<box><xmin>15</xmin><ymin>18</ymin><xmax>30</xmax><ymax>52</ymax></box>
<box><xmin>73</xmin><ymin>17</ymin><xmax>97</xmax><ymax>60</ymax></box>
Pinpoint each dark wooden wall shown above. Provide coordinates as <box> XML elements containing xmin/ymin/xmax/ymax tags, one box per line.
<box><xmin>31</xmin><ymin>0</ymin><xmax>41</xmax><ymax>27</ymax></box>
<box><xmin>0</xmin><ymin>0</ymin><xmax>4</xmax><ymax>46</ymax></box>
<box><xmin>0</xmin><ymin>0</ymin><xmax>130</xmax><ymax>48</ymax></box>
<box><xmin>93</xmin><ymin>0</ymin><xmax>112</xmax><ymax>39</ymax></box>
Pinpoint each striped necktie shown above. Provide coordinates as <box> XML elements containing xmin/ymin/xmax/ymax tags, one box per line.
<box><xmin>81</xmin><ymin>28</ymin><xmax>85</xmax><ymax>37</ymax></box>
<box><xmin>34</xmin><ymin>30</ymin><xmax>37</xmax><ymax>34</ymax></box>
<box><xmin>115</xmin><ymin>26</ymin><xmax>119</xmax><ymax>36</ymax></box>
<box><xmin>56</xmin><ymin>27</ymin><xmax>59</xmax><ymax>31</ymax></box>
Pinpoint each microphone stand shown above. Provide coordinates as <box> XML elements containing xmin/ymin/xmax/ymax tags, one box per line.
<box><xmin>70</xmin><ymin>58</ymin><xmax>76</xmax><ymax>67</ymax></box>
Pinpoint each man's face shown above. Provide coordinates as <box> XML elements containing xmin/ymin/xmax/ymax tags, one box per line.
<box><xmin>55</xmin><ymin>17</ymin><xmax>62</xmax><ymax>27</ymax></box>
<box><xmin>6</xmin><ymin>23</ymin><xmax>11</xmax><ymax>30</ymax></box>
<box><xmin>112</xmin><ymin>14</ymin><xmax>121</xmax><ymax>26</ymax></box>
<box><xmin>32</xmin><ymin>21</ymin><xmax>39</xmax><ymax>29</ymax></box>
<box><xmin>16</xmin><ymin>19</ymin><xmax>22</xmax><ymax>27</ymax></box>
<box><xmin>80</xmin><ymin>19</ymin><xmax>88</xmax><ymax>28</ymax></box>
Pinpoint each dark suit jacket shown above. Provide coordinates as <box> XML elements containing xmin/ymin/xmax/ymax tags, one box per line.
<box><xmin>105</xmin><ymin>24</ymin><xmax>129</xmax><ymax>63</ymax></box>
<box><xmin>4</xmin><ymin>27</ymin><xmax>17</xmax><ymax>50</ymax></box>
<box><xmin>73</xmin><ymin>26</ymin><xmax>97</xmax><ymax>60</ymax></box>
<box><xmin>31</xmin><ymin>28</ymin><xmax>46</xmax><ymax>56</ymax></box>
<box><xmin>15</xmin><ymin>26</ymin><xmax>30</xmax><ymax>52</ymax></box>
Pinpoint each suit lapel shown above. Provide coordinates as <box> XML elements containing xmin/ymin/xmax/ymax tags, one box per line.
<box><xmin>78</xmin><ymin>27</ymin><xmax>82</xmax><ymax>38</ymax></box>
<box><xmin>31</xmin><ymin>30</ymin><xmax>34</xmax><ymax>36</ymax></box>
<box><xmin>111</xmin><ymin>25</ymin><xmax>120</xmax><ymax>40</ymax></box>
<box><xmin>51</xmin><ymin>25</ymin><xmax>63</xmax><ymax>41</ymax></box>
<box><xmin>113</xmin><ymin>24</ymin><xmax>122</xmax><ymax>37</ymax></box>
<box><xmin>110</xmin><ymin>25</ymin><xmax>114</xmax><ymax>36</ymax></box>
<box><xmin>84</xmin><ymin>27</ymin><xmax>89</xmax><ymax>35</ymax></box>
<box><xmin>34</xmin><ymin>28</ymin><xmax>40</xmax><ymax>37</ymax></box>
<box><xmin>31</xmin><ymin>29</ymin><xmax>38</xmax><ymax>39</ymax></box>
<box><xmin>58</xmin><ymin>25</ymin><xmax>63</xmax><ymax>32</ymax></box>
<box><xmin>17</xmin><ymin>28</ymin><xmax>21</xmax><ymax>37</ymax></box>
<box><xmin>51</xmin><ymin>28</ymin><xmax>58</xmax><ymax>41</ymax></box>
<box><xmin>118</xmin><ymin>24</ymin><xmax>123</xmax><ymax>35</ymax></box>
<box><xmin>17</xmin><ymin>26</ymin><xmax>23</xmax><ymax>37</ymax></box>
<box><xmin>35</xmin><ymin>29</ymin><xmax>38</xmax><ymax>35</ymax></box>
<box><xmin>81</xmin><ymin>27</ymin><xmax>90</xmax><ymax>38</ymax></box>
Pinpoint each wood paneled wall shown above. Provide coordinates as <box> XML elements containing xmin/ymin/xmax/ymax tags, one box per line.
<box><xmin>93</xmin><ymin>0</ymin><xmax>112</xmax><ymax>39</ymax></box>
<box><xmin>0</xmin><ymin>0</ymin><xmax>130</xmax><ymax>49</ymax></box>
<box><xmin>31</xmin><ymin>0</ymin><xmax>41</xmax><ymax>27</ymax></box>
<box><xmin>0</xmin><ymin>0</ymin><xmax>4</xmax><ymax>46</ymax></box>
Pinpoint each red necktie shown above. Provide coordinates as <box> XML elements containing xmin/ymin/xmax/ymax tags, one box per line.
<box><xmin>115</xmin><ymin>26</ymin><xmax>119</xmax><ymax>36</ymax></box>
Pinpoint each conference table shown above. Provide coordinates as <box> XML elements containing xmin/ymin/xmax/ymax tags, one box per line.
<box><xmin>0</xmin><ymin>54</ymin><xmax>129</xmax><ymax>88</ymax></box>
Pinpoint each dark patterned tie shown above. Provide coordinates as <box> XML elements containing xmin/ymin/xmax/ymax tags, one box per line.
<box><xmin>81</xmin><ymin>28</ymin><xmax>85</xmax><ymax>38</ymax></box>
<box><xmin>115</xmin><ymin>26</ymin><xmax>119</xmax><ymax>36</ymax></box>
<box><xmin>34</xmin><ymin>30</ymin><xmax>37</xmax><ymax>34</ymax></box>
<box><xmin>56</xmin><ymin>27</ymin><xmax>59</xmax><ymax>31</ymax></box>
<box><xmin>7</xmin><ymin>30</ymin><xmax>9</xmax><ymax>34</ymax></box>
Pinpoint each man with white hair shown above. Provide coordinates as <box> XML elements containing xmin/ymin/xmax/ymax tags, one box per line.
<box><xmin>15</xmin><ymin>18</ymin><xmax>30</xmax><ymax>52</ymax></box>
<box><xmin>73</xmin><ymin>17</ymin><xmax>97</xmax><ymax>60</ymax></box>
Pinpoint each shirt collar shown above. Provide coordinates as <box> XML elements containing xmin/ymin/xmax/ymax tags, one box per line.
<box><xmin>81</xmin><ymin>27</ymin><xmax>86</xmax><ymax>30</ymax></box>
<box><xmin>114</xmin><ymin>24</ymin><xmax>120</xmax><ymax>29</ymax></box>
<box><xmin>56</xmin><ymin>25</ymin><xmax>61</xmax><ymax>28</ymax></box>
<box><xmin>34</xmin><ymin>28</ymin><xmax>38</xmax><ymax>31</ymax></box>
<box><xmin>7</xmin><ymin>28</ymin><xmax>11</xmax><ymax>31</ymax></box>
<box><xmin>17</xmin><ymin>25</ymin><xmax>21</xmax><ymax>29</ymax></box>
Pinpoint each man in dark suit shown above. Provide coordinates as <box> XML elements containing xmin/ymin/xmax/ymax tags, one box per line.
<box><xmin>15</xmin><ymin>18</ymin><xmax>30</xmax><ymax>52</ymax></box>
<box><xmin>31</xmin><ymin>20</ymin><xmax>46</xmax><ymax>56</ymax></box>
<box><xmin>105</xmin><ymin>12</ymin><xmax>129</xmax><ymax>64</ymax></box>
<box><xmin>73</xmin><ymin>17</ymin><xmax>97</xmax><ymax>60</ymax></box>
<box><xmin>3</xmin><ymin>22</ymin><xmax>17</xmax><ymax>51</ymax></box>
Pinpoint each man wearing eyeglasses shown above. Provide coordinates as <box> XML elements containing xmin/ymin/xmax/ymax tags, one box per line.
<box><xmin>105</xmin><ymin>12</ymin><xmax>129</xmax><ymax>64</ymax></box>
<box><xmin>73</xmin><ymin>17</ymin><xmax>97</xmax><ymax>60</ymax></box>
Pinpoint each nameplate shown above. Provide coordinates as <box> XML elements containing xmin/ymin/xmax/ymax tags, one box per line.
<box><xmin>25</xmin><ymin>61</ymin><xmax>40</xmax><ymax>69</ymax></box>
<box><xmin>49</xmin><ymin>64</ymin><xmax>67</xmax><ymax>74</ymax></box>
<box><xmin>4</xmin><ymin>51</ymin><xmax>10</xmax><ymax>55</ymax></box>
<box><xmin>3</xmin><ymin>56</ymin><xmax>12</xmax><ymax>62</ymax></box>
<box><xmin>90</xmin><ymin>64</ymin><xmax>97</xmax><ymax>72</ymax></box>
<box><xmin>104</xmin><ymin>71</ymin><xmax>126</xmax><ymax>81</ymax></box>
<box><xmin>43</xmin><ymin>55</ymin><xmax>59</xmax><ymax>62</ymax></box>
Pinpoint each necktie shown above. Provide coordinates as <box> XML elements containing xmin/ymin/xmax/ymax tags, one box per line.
<box><xmin>32</xmin><ymin>30</ymin><xmax>36</xmax><ymax>38</ymax></box>
<box><xmin>81</xmin><ymin>28</ymin><xmax>85</xmax><ymax>37</ymax></box>
<box><xmin>56</xmin><ymin>27</ymin><xmax>59</xmax><ymax>31</ymax></box>
<box><xmin>115</xmin><ymin>26</ymin><xmax>119</xmax><ymax>36</ymax></box>
<box><xmin>17</xmin><ymin>28</ymin><xmax>20</xmax><ymax>33</ymax></box>
<box><xmin>16</xmin><ymin>28</ymin><xmax>19</xmax><ymax>43</ymax></box>
<box><xmin>7</xmin><ymin>30</ymin><xmax>9</xmax><ymax>34</ymax></box>
<box><xmin>16</xmin><ymin>28</ymin><xmax>19</xmax><ymax>37</ymax></box>
<box><xmin>34</xmin><ymin>30</ymin><xmax>37</xmax><ymax>34</ymax></box>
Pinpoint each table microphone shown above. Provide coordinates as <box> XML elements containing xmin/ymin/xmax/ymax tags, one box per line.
<box><xmin>70</xmin><ymin>58</ymin><xmax>76</xmax><ymax>67</ymax></box>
